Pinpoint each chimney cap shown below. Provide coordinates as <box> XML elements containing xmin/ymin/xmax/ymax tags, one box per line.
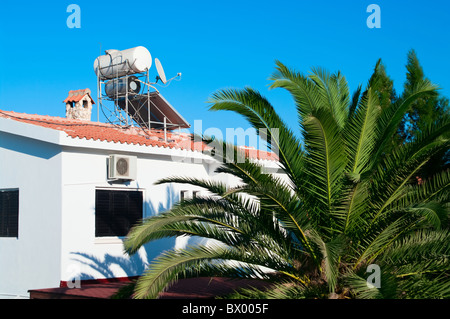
<box><xmin>64</xmin><ymin>88</ymin><xmax>95</xmax><ymax>104</ymax></box>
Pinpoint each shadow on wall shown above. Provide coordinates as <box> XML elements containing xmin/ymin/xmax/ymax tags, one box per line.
<box><xmin>69</xmin><ymin>238</ymin><xmax>175</xmax><ymax>281</ymax></box>
<box><xmin>0</xmin><ymin>131</ymin><xmax>61</xmax><ymax>160</ymax></box>
<box><xmin>69</xmin><ymin>185</ymin><xmax>181</xmax><ymax>281</ymax></box>
<box><xmin>143</xmin><ymin>183</ymin><xmax>179</xmax><ymax>218</ymax></box>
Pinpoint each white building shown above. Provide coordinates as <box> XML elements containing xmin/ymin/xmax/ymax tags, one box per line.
<box><xmin>0</xmin><ymin>90</ymin><xmax>278</xmax><ymax>298</ymax></box>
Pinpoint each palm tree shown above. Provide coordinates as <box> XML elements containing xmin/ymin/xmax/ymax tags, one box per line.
<box><xmin>123</xmin><ymin>60</ymin><xmax>450</xmax><ymax>299</ymax></box>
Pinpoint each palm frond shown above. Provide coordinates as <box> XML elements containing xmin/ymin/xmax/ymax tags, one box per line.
<box><xmin>344</xmin><ymin>268</ymin><xmax>398</xmax><ymax>299</ymax></box>
<box><xmin>372</xmin><ymin>78</ymin><xmax>440</xmax><ymax>162</ymax></box>
<box><xmin>308</xmin><ymin>230</ymin><xmax>345</xmax><ymax>292</ymax></box>
<box><xmin>368</xmin><ymin>119</ymin><xmax>450</xmax><ymax>225</ymax></box>
<box><xmin>308</xmin><ymin>67</ymin><xmax>349</xmax><ymax>128</ymax></box>
<box><xmin>387</xmin><ymin>170</ymin><xmax>450</xmax><ymax>212</ymax></box>
<box><xmin>397</xmin><ymin>274</ymin><xmax>450</xmax><ymax>299</ymax></box>
<box><xmin>124</xmin><ymin>197</ymin><xmax>251</xmax><ymax>255</ymax></box>
<box><xmin>348</xmin><ymin>84</ymin><xmax>363</xmax><ymax>120</ymax></box>
<box><xmin>208</xmin><ymin>87</ymin><xmax>305</xmax><ymax>189</ymax></box>
<box><xmin>378</xmin><ymin>229</ymin><xmax>450</xmax><ymax>298</ymax></box>
<box><xmin>133</xmin><ymin>242</ymin><xmax>303</xmax><ymax>299</ymax></box>
<box><xmin>355</xmin><ymin>215</ymin><xmax>419</xmax><ymax>268</ymax></box>
<box><xmin>222</xmin><ymin>280</ymin><xmax>326</xmax><ymax>299</ymax></box>
<box><xmin>132</xmin><ymin>245</ymin><xmax>231</xmax><ymax>299</ymax></box>
<box><xmin>379</xmin><ymin>229</ymin><xmax>450</xmax><ymax>269</ymax></box>
<box><xmin>269</xmin><ymin>60</ymin><xmax>322</xmax><ymax>120</ymax></box>
<box><xmin>302</xmin><ymin>106</ymin><xmax>347</xmax><ymax>231</ymax></box>
<box><xmin>345</xmin><ymin>87</ymin><xmax>382</xmax><ymax>176</ymax></box>
<box><xmin>154</xmin><ymin>176</ymin><xmax>228</xmax><ymax>197</ymax></box>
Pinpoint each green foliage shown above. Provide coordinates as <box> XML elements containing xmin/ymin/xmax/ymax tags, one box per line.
<box><xmin>122</xmin><ymin>55</ymin><xmax>450</xmax><ymax>299</ymax></box>
<box><xmin>400</xmin><ymin>50</ymin><xmax>447</xmax><ymax>141</ymax></box>
<box><xmin>398</xmin><ymin>50</ymin><xmax>450</xmax><ymax>179</ymax></box>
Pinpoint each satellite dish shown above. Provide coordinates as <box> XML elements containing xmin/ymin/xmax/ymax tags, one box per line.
<box><xmin>155</xmin><ymin>58</ymin><xmax>167</xmax><ymax>84</ymax></box>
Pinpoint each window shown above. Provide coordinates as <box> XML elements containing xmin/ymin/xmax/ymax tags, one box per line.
<box><xmin>95</xmin><ymin>189</ymin><xmax>143</xmax><ymax>237</ymax></box>
<box><xmin>193</xmin><ymin>191</ymin><xmax>199</xmax><ymax>199</ymax></box>
<box><xmin>0</xmin><ymin>189</ymin><xmax>19</xmax><ymax>238</ymax></box>
<box><xmin>180</xmin><ymin>190</ymin><xmax>188</xmax><ymax>202</ymax></box>
<box><xmin>83</xmin><ymin>100</ymin><xmax>88</xmax><ymax>108</ymax></box>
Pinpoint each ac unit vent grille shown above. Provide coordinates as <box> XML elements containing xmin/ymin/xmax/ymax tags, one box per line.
<box><xmin>108</xmin><ymin>155</ymin><xmax>137</xmax><ymax>180</ymax></box>
<box><xmin>116</xmin><ymin>158</ymin><xmax>129</xmax><ymax>176</ymax></box>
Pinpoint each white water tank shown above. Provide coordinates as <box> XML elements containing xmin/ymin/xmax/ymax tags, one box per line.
<box><xmin>94</xmin><ymin>46</ymin><xmax>152</xmax><ymax>79</ymax></box>
<box><xmin>104</xmin><ymin>76</ymin><xmax>141</xmax><ymax>98</ymax></box>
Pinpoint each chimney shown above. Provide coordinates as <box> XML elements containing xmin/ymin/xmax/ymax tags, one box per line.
<box><xmin>64</xmin><ymin>89</ymin><xmax>95</xmax><ymax>121</ymax></box>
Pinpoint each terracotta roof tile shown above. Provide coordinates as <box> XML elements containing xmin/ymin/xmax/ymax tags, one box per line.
<box><xmin>64</xmin><ymin>88</ymin><xmax>95</xmax><ymax>104</ymax></box>
<box><xmin>29</xmin><ymin>277</ymin><xmax>272</xmax><ymax>299</ymax></box>
<box><xmin>0</xmin><ymin>109</ymin><xmax>278</xmax><ymax>161</ymax></box>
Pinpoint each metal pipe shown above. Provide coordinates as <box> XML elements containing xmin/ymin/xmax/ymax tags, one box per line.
<box><xmin>164</xmin><ymin>117</ymin><xmax>167</xmax><ymax>142</ymax></box>
<box><xmin>125</xmin><ymin>75</ymin><xmax>128</xmax><ymax>126</ymax></box>
<box><xmin>97</xmin><ymin>75</ymin><xmax>100</xmax><ymax>122</ymax></box>
<box><xmin>147</xmin><ymin>70</ymin><xmax>151</xmax><ymax>130</ymax></box>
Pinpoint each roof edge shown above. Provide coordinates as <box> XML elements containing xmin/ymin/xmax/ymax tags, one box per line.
<box><xmin>0</xmin><ymin>116</ymin><xmax>63</xmax><ymax>146</ymax></box>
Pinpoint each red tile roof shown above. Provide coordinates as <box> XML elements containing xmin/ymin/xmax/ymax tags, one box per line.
<box><xmin>64</xmin><ymin>88</ymin><xmax>95</xmax><ymax>104</ymax></box>
<box><xmin>0</xmin><ymin>110</ymin><xmax>278</xmax><ymax>161</ymax></box>
<box><xmin>29</xmin><ymin>277</ymin><xmax>272</xmax><ymax>299</ymax></box>
<box><xmin>29</xmin><ymin>282</ymin><xmax>128</xmax><ymax>299</ymax></box>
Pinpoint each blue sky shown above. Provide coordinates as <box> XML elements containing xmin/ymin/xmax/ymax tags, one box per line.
<box><xmin>0</xmin><ymin>0</ymin><xmax>449</xmax><ymax>145</ymax></box>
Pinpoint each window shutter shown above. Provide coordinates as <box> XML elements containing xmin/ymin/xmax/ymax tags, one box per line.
<box><xmin>0</xmin><ymin>189</ymin><xmax>19</xmax><ymax>238</ymax></box>
<box><xmin>95</xmin><ymin>189</ymin><xmax>113</xmax><ymax>237</ymax></box>
<box><xmin>95</xmin><ymin>189</ymin><xmax>143</xmax><ymax>237</ymax></box>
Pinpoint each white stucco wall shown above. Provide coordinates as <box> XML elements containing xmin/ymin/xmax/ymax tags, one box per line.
<box><xmin>0</xmin><ymin>131</ymin><xmax>63</xmax><ymax>298</ymax></box>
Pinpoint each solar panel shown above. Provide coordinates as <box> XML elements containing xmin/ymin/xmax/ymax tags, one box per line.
<box><xmin>118</xmin><ymin>91</ymin><xmax>190</xmax><ymax>130</ymax></box>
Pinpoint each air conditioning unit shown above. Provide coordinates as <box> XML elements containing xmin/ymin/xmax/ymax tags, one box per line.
<box><xmin>108</xmin><ymin>154</ymin><xmax>137</xmax><ymax>180</ymax></box>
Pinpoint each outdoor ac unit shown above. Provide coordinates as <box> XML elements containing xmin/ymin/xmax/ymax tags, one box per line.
<box><xmin>108</xmin><ymin>154</ymin><xmax>137</xmax><ymax>180</ymax></box>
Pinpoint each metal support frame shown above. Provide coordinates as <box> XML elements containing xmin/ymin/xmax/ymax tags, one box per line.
<box><xmin>95</xmin><ymin>59</ymin><xmax>180</xmax><ymax>138</ymax></box>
